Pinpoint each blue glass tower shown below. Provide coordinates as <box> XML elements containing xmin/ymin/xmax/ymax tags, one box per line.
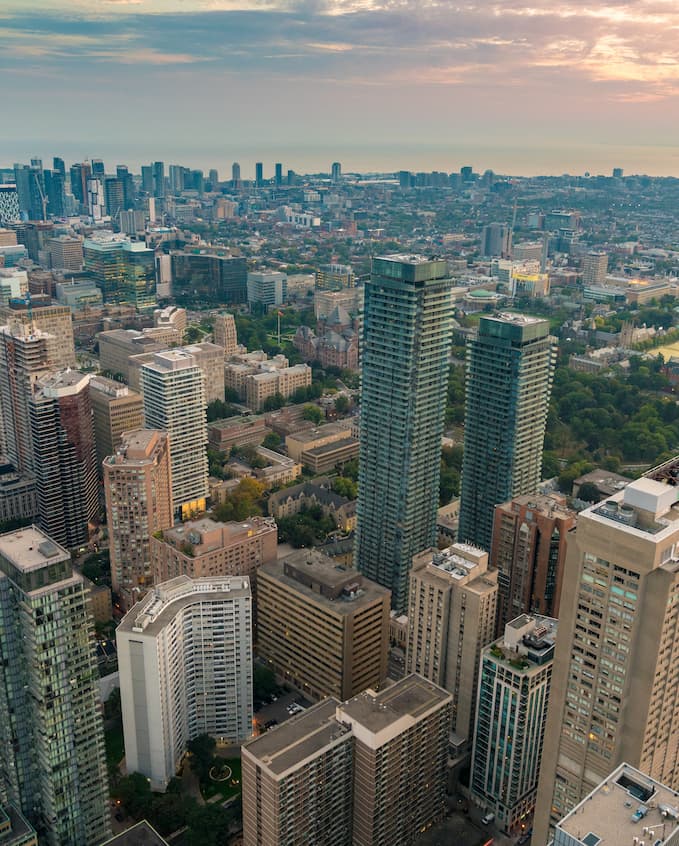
<box><xmin>354</xmin><ymin>255</ymin><xmax>452</xmax><ymax>612</ymax></box>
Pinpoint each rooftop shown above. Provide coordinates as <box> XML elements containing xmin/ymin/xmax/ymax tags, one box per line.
<box><xmin>99</xmin><ymin>821</ymin><xmax>169</xmax><ymax>846</ymax></box>
<box><xmin>105</xmin><ymin>429</ymin><xmax>166</xmax><ymax>465</ymax></box>
<box><xmin>337</xmin><ymin>674</ymin><xmax>451</xmax><ymax>736</ymax></box>
<box><xmin>557</xmin><ymin>763</ymin><xmax>679</xmax><ymax>846</ymax></box>
<box><xmin>428</xmin><ymin>542</ymin><xmax>488</xmax><ymax>580</ymax></box>
<box><xmin>489</xmin><ymin>614</ymin><xmax>558</xmax><ymax>670</ymax></box>
<box><xmin>0</xmin><ymin>526</ymin><xmax>69</xmax><ymax>572</ymax></box>
<box><xmin>0</xmin><ymin>804</ymin><xmax>36</xmax><ymax>845</ymax></box>
<box><xmin>118</xmin><ymin>574</ymin><xmax>251</xmax><ymax>636</ymax></box>
<box><xmin>243</xmin><ymin>698</ymin><xmax>348</xmax><ymax>778</ymax></box>
<box><xmin>286</xmin><ymin>421</ymin><xmax>352</xmax><ymax>447</ymax></box>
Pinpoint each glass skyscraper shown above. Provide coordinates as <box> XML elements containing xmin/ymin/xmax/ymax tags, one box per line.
<box><xmin>354</xmin><ymin>255</ymin><xmax>452</xmax><ymax>612</ymax></box>
<box><xmin>458</xmin><ymin>314</ymin><xmax>555</xmax><ymax>550</ymax></box>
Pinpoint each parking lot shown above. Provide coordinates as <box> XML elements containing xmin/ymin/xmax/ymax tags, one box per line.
<box><xmin>254</xmin><ymin>689</ymin><xmax>312</xmax><ymax>732</ymax></box>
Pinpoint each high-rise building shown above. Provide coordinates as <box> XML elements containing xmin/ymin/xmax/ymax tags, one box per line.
<box><xmin>91</xmin><ymin>159</ymin><xmax>105</xmax><ymax>178</ymax></box>
<box><xmin>231</xmin><ymin>162</ymin><xmax>240</xmax><ymax>184</ymax></box>
<box><xmin>103</xmin><ymin>177</ymin><xmax>124</xmax><ymax>217</ymax></box>
<box><xmin>86</xmin><ymin>177</ymin><xmax>104</xmax><ymax>220</ymax></box>
<box><xmin>168</xmin><ymin>164</ymin><xmax>185</xmax><ymax>195</ymax></box>
<box><xmin>315</xmin><ymin>263</ymin><xmax>355</xmax><ymax>290</ymax></box>
<box><xmin>30</xmin><ymin>370</ymin><xmax>98</xmax><ymax>549</ymax></box>
<box><xmin>354</xmin><ymin>255</ymin><xmax>453</xmax><ymax>612</ymax></box>
<box><xmin>242</xmin><ymin>675</ymin><xmax>451</xmax><ymax>846</ymax></box>
<box><xmin>242</xmin><ymin>698</ymin><xmax>354</xmax><ymax>846</ymax></box>
<box><xmin>0</xmin><ymin>526</ymin><xmax>111</xmax><ymax>844</ymax></box>
<box><xmin>141</xmin><ymin>165</ymin><xmax>153</xmax><ymax>195</ymax></box>
<box><xmin>274</xmin><ymin>163</ymin><xmax>283</xmax><ymax>186</ymax></box>
<box><xmin>0</xmin><ymin>300</ymin><xmax>75</xmax><ymax>368</ymax></box>
<box><xmin>481</xmin><ymin>222</ymin><xmax>511</xmax><ymax>258</ymax></box>
<box><xmin>247</xmin><ymin>271</ymin><xmax>287</xmax><ymax>309</ymax></box>
<box><xmin>255</xmin><ymin>162</ymin><xmax>263</xmax><ymax>187</ymax></box>
<box><xmin>103</xmin><ymin>429</ymin><xmax>173</xmax><ymax>611</ymax></box>
<box><xmin>190</xmin><ymin>170</ymin><xmax>204</xmax><ymax>194</ymax></box>
<box><xmin>212</xmin><ymin>311</ymin><xmax>239</xmax><ymax>356</ymax></box>
<box><xmin>458</xmin><ymin>314</ymin><xmax>555</xmax><ymax>550</ymax></box>
<box><xmin>13</xmin><ymin>164</ymin><xmax>45</xmax><ymax>221</ymax></box>
<box><xmin>406</xmin><ymin>543</ymin><xmax>498</xmax><ymax>752</ymax></box>
<box><xmin>52</xmin><ymin>157</ymin><xmax>65</xmax><ymax>177</ymax></box>
<box><xmin>44</xmin><ymin>169</ymin><xmax>65</xmax><ymax>217</ymax></box>
<box><xmin>581</xmin><ymin>251</ymin><xmax>608</xmax><ymax>286</ymax></box>
<box><xmin>170</xmin><ymin>252</ymin><xmax>247</xmax><ymax>305</ymax></box>
<box><xmin>533</xmin><ymin>459</ymin><xmax>679</xmax><ymax>844</ymax></box>
<box><xmin>257</xmin><ymin>549</ymin><xmax>390</xmax><ymax>701</ymax></box>
<box><xmin>152</xmin><ymin>161</ymin><xmax>165</xmax><ymax>198</ymax></box>
<box><xmin>470</xmin><ymin>614</ymin><xmax>557</xmax><ymax>834</ymax></box>
<box><xmin>45</xmin><ymin>235</ymin><xmax>83</xmax><ymax>271</ymax></box>
<box><xmin>115</xmin><ymin>165</ymin><xmax>135</xmax><ymax>209</ymax></box>
<box><xmin>141</xmin><ymin>349</ymin><xmax>208</xmax><ymax>518</ymax></box>
<box><xmin>83</xmin><ymin>235</ymin><xmax>156</xmax><ymax>309</ymax></box>
<box><xmin>491</xmin><ymin>493</ymin><xmax>577</xmax><ymax>633</ymax></box>
<box><xmin>69</xmin><ymin>161</ymin><xmax>91</xmax><ymax>208</ymax></box>
<box><xmin>331</xmin><ymin>161</ymin><xmax>342</xmax><ymax>182</ymax></box>
<box><xmin>0</xmin><ymin>186</ymin><xmax>20</xmax><ymax>225</ymax></box>
<box><xmin>552</xmin><ymin>763</ymin><xmax>679</xmax><ymax>846</ymax></box>
<box><xmin>208</xmin><ymin>168</ymin><xmax>219</xmax><ymax>190</ymax></box>
<box><xmin>117</xmin><ymin>574</ymin><xmax>253</xmax><ymax>790</ymax></box>
<box><xmin>88</xmin><ymin>375</ymin><xmax>144</xmax><ymax>469</ymax></box>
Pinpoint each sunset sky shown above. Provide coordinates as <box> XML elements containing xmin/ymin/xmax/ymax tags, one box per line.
<box><xmin>2</xmin><ymin>0</ymin><xmax>679</xmax><ymax>176</ymax></box>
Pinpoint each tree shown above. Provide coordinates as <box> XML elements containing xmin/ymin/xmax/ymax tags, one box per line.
<box><xmin>253</xmin><ymin>663</ymin><xmax>277</xmax><ymax>701</ymax></box>
<box><xmin>577</xmin><ymin>481</ymin><xmax>602</xmax><ymax>503</ymax></box>
<box><xmin>187</xmin><ymin>734</ymin><xmax>216</xmax><ymax>783</ymax></box>
<box><xmin>302</xmin><ymin>404</ymin><xmax>323</xmax><ymax>424</ymax></box>
<box><xmin>212</xmin><ymin>478</ymin><xmax>266</xmax><ymax>522</ymax></box>
<box><xmin>184</xmin><ymin>326</ymin><xmax>203</xmax><ymax>344</ymax></box>
<box><xmin>334</xmin><ymin>394</ymin><xmax>350</xmax><ymax>414</ymax></box>
<box><xmin>116</xmin><ymin>772</ymin><xmax>153</xmax><ymax>819</ymax></box>
<box><xmin>332</xmin><ymin>476</ymin><xmax>357</xmax><ymax>499</ymax></box>
<box><xmin>262</xmin><ymin>393</ymin><xmax>285</xmax><ymax>411</ymax></box>
<box><xmin>262</xmin><ymin>432</ymin><xmax>283</xmax><ymax>451</ymax></box>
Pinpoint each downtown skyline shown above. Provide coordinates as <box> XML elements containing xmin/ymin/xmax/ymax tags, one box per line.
<box><xmin>2</xmin><ymin>0</ymin><xmax>679</xmax><ymax>176</ymax></box>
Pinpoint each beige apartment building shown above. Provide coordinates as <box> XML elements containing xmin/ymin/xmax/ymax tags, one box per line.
<box><xmin>533</xmin><ymin>457</ymin><xmax>679</xmax><ymax>846</ymax></box>
<box><xmin>0</xmin><ymin>301</ymin><xmax>75</xmax><ymax>368</ymax></box>
<box><xmin>181</xmin><ymin>342</ymin><xmax>225</xmax><ymax>405</ymax></box>
<box><xmin>103</xmin><ymin>429</ymin><xmax>173</xmax><ymax>611</ymax></box>
<box><xmin>98</xmin><ymin>329</ymin><xmax>167</xmax><ymax>382</ymax></box>
<box><xmin>151</xmin><ymin>515</ymin><xmax>278</xmax><ymax>584</ymax></box>
<box><xmin>245</xmin><ymin>363</ymin><xmax>312</xmax><ymax>411</ymax></box>
<box><xmin>257</xmin><ymin>549</ymin><xmax>390</xmax><ymax>701</ymax></box>
<box><xmin>89</xmin><ymin>375</ymin><xmax>144</xmax><ymax>469</ymax></box>
<box><xmin>407</xmin><ymin>543</ymin><xmax>498</xmax><ymax>753</ymax></box>
<box><xmin>242</xmin><ymin>675</ymin><xmax>450</xmax><ymax>846</ymax></box>
<box><xmin>212</xmin><ymin>311</ymin><xmax>239</xmax><ymax>355</ymax></box>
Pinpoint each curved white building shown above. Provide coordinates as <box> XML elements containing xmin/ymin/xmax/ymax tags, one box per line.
<box><xmin>117</xmin><ymin>575</ymin><xmax>253</xmax><ymax>790</ymax></box>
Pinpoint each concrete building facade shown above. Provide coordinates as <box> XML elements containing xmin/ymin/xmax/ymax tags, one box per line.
<box><xmin>117</xmin><ymin>575</ymin><xmax>253</xmax><ymax>791</ymax></box>
<box><xmin>88</xmin><ymin>376</ymin><xmax>144</xmax><ymax>470</ymax></box>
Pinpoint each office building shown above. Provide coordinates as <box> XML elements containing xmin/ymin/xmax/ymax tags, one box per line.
<box><xmin>231</xmin><ymin>162</ymin><xmax>241</xmax><ymax>185</ymax></box>
<box><xmin>406</xmin><ymin>544</ymin><xmax>498</xmax><ymax>751</ymax></box>
<box><xmin>170</xmin><ymin>252</ymin><xmax>247</xmax><ymax>305</ymax></box>
<box><xmin>45</xmin><ymin>235</ymin><xmax>83</xmax><ymax>271</ymax></box>
<box><xmin>88</xmin><ymin>376</ymin><xmax>144</xmax><ymax>468</ymax></box>
<box><xmin>86</xmin><ymin>177</ymin><xmax>105</xmax><ymax>220</ymax></box>
<box><xmin>581</xmin><ymin>251</ymin><xmax>608</xmax><ymax>286</ymax></box>
<box><xmin>274</xmin><ymin>163</ymin><xmax>283</xmax><ymax>186</ymax></box>
<box><xmin>481</xmin><ymin>222</ymin><xmax>511</xmax><ymax>257</ymax></box>
<box><xmin>151</xmin><ymin>515</ymin><xmax>277</xmax><ymax>585</ymax></box>
<box><xmin>491</xmin><ymin>493</ymin><xmax>577</xmax><ymax>633</ymax></box>
<box><xmin>43</xmin><ymin>169</ymin><xmax>65</xmax><ymax>218</ymax></box>
<box><xmin>533</xmin><ymin>458</ymin><xmax>679</xmax><ymax>844</ymax></box>
<box><xmin>0</xmin><ymin>186</ymin><xmax>20</xmax><ymax>225</ymax></box>
<box><xmin>103</xmin><ymin>429</ymin><xmax>173</xmax><ymax>611</ymax></box>
<box><xmin>70</xmin><ymin>161</ymin><xmax>91</xmax><ymax>208</ymax></box>
<box><xmin>255</xmin><ymin>162</ymin><xmax>263</xmax><ymax>187</ymax></box>
<box><xmin>141</xmin><ymin>350</ymin><xmax>208</xmax><ymax>517</ymax></box>
<box><xmin>246</xmin><ymin>271</ymin><xmax>287</xmax><ymax>309</ymax></box>
<box><xmin>153</xmin><ymin>305</ymin><xmax>186</xmax><ymax>338</ymax></box>
<box><xmin>355</xmin><ymin>255</ymin><xmax>453</xmax><ymax>612</ymax></box>
<box><xmin>0</xmin><ymin>526</ymin><xmax>111</xmax><ymax>844</ymax></box>
<box><xmin>242</xmin><ymin>699</ymin><xmax>354</xmax><ymax>846</ymax></box>
<box><xmin>331</xmin><ymin>161</ymin><xmax>342</xmax><ymax>182</ymax></box>
<box><xmin>458</xmin><ymin>314</ymin><xmax>555</xmax><ymax>550</ymax></box>
<box><xmin>552</xmin><ymin>763</ymin><xmax>679</xmax><ymax>846</ymax></box>
<box><xmin>242</xmin><ymin>675</ymin><xmax>451</xmax><ymax>846</ymax></box>
<box><xmin>0</xmin><ymin>299</ymin><xmax>75</xmax><ymax>368</ymax></box>
<box><xmin>471</xmin><ymin>614</ymin><xmax>557</xmax><ymax>834</ymax></box>
<box><xmin>212</xmin><ymin>311</ymin><xmax>239</xmax><ymax>355</ymax></box>
<box><xmin>103</xmin><ymin>177</ymin><xmax>124</xmax><ymax>218</ymax></box>
<box><xmin>0</xmin><ymin>805</ymin><xmax>37</xmax><ymax>846</ymax></box>
<box><xmin>13</xmin><ymin>163</ymin><xmax>45</xmax><ymax>221</ymax></box>
<box><xmin>83</xmin><ymin>236</ymin><xmax>156</xmax><ymax>310</ymax></box>
<box><xmin>117</xmin><ymin>575</ymin><xmax>253</xmax><ymax>791</ymax></box>
<box><xmin>315</xmin><ymin>263</ymin><xmax>355</xmax><ymax>290</ymax></box>
<box><xmin>97</xmin><ymin>329</ymin><xmax>169</xmax><ymax>383</ymax></box>
<box><xmin>257</xmin><ymin>549</ymin><xmax>390</xmax><ymax>701</ymax></box>
<box><xmin>30</xmin><ymin>370</ymin><xmax>98</xmax><ymax>549</ymax></box>
<box><xmin>152</xmin><ymin>161</ymin><xmax>165</xmax><ymax>198</ymax></box>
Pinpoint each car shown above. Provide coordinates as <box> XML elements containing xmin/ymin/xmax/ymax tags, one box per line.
<box><xmin>518</xmin><ymin>832</ymin><xmax>532</xmax><ymax>845</ymax></box>
<box><xmin>482</xmin><ymin>812</ymin><xmax>495</xmax><ymax>825</ymax></box>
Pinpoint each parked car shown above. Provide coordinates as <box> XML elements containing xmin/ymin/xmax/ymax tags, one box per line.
<box><xmin>482</xmin><ymin>812</ymin><xmax>495</xmax><ymax>825</ymax></box>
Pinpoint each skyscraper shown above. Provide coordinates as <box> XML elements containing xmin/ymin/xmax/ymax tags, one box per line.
<box><xmin>29</xmin><ymin>370</ymin><xmax>98</xmax><ymax>549</ymax></box>
<box><xmin>117</xmin><ymin>575</ymin><xmax>253</xmax><ymax>790</ymax></box>
<box><xmin>231</xmin><ymin>162</ymin><xmax>241</xmax><ymax>185</ymax></box>
<box><xmin>255</xmin><ymin>162</ymin><xmax>263</xmax><ymax>187</ymax></box>
<box><xmin>103</xmin><ymin>429</ymin><xmax>173</xmax><ymax>611</ymax></box>
<box><xmin>152</xmin><ymin>161</ymin><xmax>165</xmax><ymax>198</ymax></box>
<box><xmin>581</xmin><ymin>250</ymin><xmax>608</xmax><ymax>286</ymax></box>
<box><xmin>331</xmin><ymin>161</ymin><xmax>342</xmax><ymax>182</ymax></box>
<box><xmin>481</xmin><ymin>222</ymin><xmax>511</xmax><ymax>257</ymax></box>
<box><xmin>141</xmin><ymin>349</ymin><xmax>208</xmax><ymax>518</ymax></box>
<box><xmin>458</xmin><ymin>314</ymin><xmax>555</xmax><ymax>550</ymax></box>
<box><xmin>533</xmin><ymin>458</ymin><xmax>679</xmax><ymax>844</ymax></box>
<box><xmin>274</xmin><ymin>163</ymin><xmax>283</xmax><ymax>186</ymax></box>
<box><xmin>0</xmin><ymin>526</ymin><xmax>111</xmax><ymax>845</ymax></box>
<box><xmin>354</xmin><ymin>255</ymin><xmax>452</xmax><ymax>612</ymax></box>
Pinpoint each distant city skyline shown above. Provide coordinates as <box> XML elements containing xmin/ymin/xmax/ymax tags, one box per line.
<box><xmin>2</xmin><ymin>0</ymin><xmax>679</xmax><ymax>177</ymax></box>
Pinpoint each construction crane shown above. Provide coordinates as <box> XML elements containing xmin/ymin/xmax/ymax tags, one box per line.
<box><xmin>33</xmin><ymin>168</ymin><xmax>48</xmax><ymax>221</ymax></box>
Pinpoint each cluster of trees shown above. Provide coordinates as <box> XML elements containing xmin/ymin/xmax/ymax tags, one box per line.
<box><xmin>332</xmin><ymin>476</ymin><xmax>357</xmax><ymax>500</ymax></box>
<box><xmin>276</xmin><ymin>504</ymin><xmax>337</xmax><ymax>547</ymax></box>
<box><xmin>206</xmin><ymin>399</ymin><xmax>240</xmax><ymax>422</ymax></box>
<box><xmin>440</xmin><ymin>445</ymin><xmax>463</xmax><ymax>505</ymax></box>
<box><xmin>230</xmin><ymin>444</ymin><xmax>268</xmax><ymax>469</ymax></box>
<box><xmin>212</xmin><ymin>478</ymin><xmax>266</xmax><ymax>522</ymax></box>
<box><xmin>207</xmin><ymin>447</ymin><xmax>229</xmax><ymax>480</ymax></box>
<box><xmin>302</xmin><ymin>404</ymin><xmax>324</xmax><ymax>424</ymax></box>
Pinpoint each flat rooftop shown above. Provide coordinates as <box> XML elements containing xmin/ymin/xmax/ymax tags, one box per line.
<box><xmin>0</xmin><ymin>526</ymin><xmax>69</xmax><ymax>572</ymax></box>
<box><xmin>338</xmin><ymin>674</ymin><xmax>451</xmax><ymax>735</ymax></box>
<box><xmin>118</xmin><ymin>574</ymin><xmax>251</xmax><ymax>636</ymax></box>
<box><xmin>287</xmin><ymin>422</ymin><xmax>352</xmax><ymax>446</ymax></box>
<box><xmin>243</xmin><ymin>698</ymin><xmax>348</xmax><ymax>778</ymax></box>
<box><xmin>0</xmin><ymin>804</ymin><xmax>36</xmax><ymax>844</ymax></box>
<box><xmin>557</xmin><ymin>763</ymin><xmax>679</xmax><ymax>845</ymax></box>
<box><xmin>99</xmin><ymin>821</ymin><xmax>169</xmax><ymax>846</ymax></box>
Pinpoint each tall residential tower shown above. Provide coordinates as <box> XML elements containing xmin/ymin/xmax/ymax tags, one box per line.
<box><xmin>354</xmin><ymin>255</ymin><xmax>452</xmax><ymax>612</ymax></box>
<box><xmin>458</xmin><ymin>313</ymin><xmax>555</xmax><ymax>550</ymax></box>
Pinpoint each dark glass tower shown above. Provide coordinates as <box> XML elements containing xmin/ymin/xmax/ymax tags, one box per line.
<box><xmin>458</xmin><ymin>313</ymin><xmax>555</xmax><ymax>550</ymax></box>
<box><xmin>354</xmin><ymin>255</ymin><xmax>452</xmax><ymax>612</ymax></box>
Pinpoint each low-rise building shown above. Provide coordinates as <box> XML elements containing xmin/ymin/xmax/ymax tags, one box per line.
<box><xmin>268</xmin><ymin>478</ymin><xmax>356</xmax><ymax>533</ymax></box>
<box><xmin>208</xmin><ymin>415</ymin><xmax>268</xmax><ymax>452</ymax></box>
<box><xmin>285</xmin><ymin>421</ymin><xmax>353</xmax><ymax>463</ymax></box>
<box><xmin>257</xmin><ymin>549</ymin><xmax>390</xmax><ymax>701</ymax></box>
<box><xmin>245</xmin><ymin>363</ymin><xmax>312</xmax><ymax>411</ymax></box>
<box><xmin>0</xmin><ymin>804</ymin><xmax>37</xmax><ymax>846</ymax></box>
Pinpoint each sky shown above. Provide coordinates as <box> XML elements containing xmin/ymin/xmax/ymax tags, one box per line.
<box><xmin>2</xmin><ymin>0</ymin><xmax>679</xmax><ymax>176</ymax></box>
